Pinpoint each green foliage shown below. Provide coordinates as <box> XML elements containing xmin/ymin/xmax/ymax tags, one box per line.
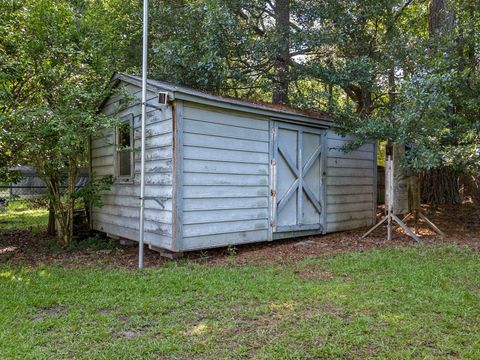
<box><xmin>149</xmin><ymin>0</ymin><xmax>235</xmax><ymax>91</ymax></box>
<box><xmin>315</xmin><ymin>0</ymin><xmax>480</xmax><ymax>174</ymax></box>
<box><xmin>75</xmin><ymin>175</ymin><xmax>114</xmax><ymax>209</ymax></box>
<box><xmin>226</xmin><ymin>245</ymin><xmax>238</xmax><ymax>256</ymax></box>
<box><xmin>67</xmin><ymin>233</ymin><xmax>117</xmax><ymax>251</ymax></box>
<box><xmin>144</xmin><ymin>0</ymin><xmax>479</xmax><ymax>174</ymax></box>
<box><xmin>1</xmin><ymin>0</ymin><xmax>478</xmax><ymax>226</ymax></box>
<box><xmin>0</xmin><ymin>0</ymin><xmax>140</xmax><ymax>244</ymax></box>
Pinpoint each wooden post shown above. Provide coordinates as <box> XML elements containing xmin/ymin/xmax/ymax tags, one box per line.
<box><xmin>362</xmin><ymin>157</ymin><xmax>421</xmax><ymax>242</ymax></box>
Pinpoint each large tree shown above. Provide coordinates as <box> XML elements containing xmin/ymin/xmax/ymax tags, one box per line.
<box><xmin>148</xmin><ymin>0</ymin><xmax>319</xmax><ymax>105</ymax></box>
<box><xmin>302</xmin><ymin>0</ymin><xmax>480</xmax><ymax>202</ymax></box>
<box><xmin>2</xmin><ymin>0</ymin><xmax>478</xmax><ymax>234</ymax></box>
<box><xmin>0</xmin><ymin>0</ymin><xmax>139</xmax><ymax>245</ymax></box>
<box><xmin>419</xmin><ymin>0</ymin><xmax>477</xmax><ymax>205</ymax></box>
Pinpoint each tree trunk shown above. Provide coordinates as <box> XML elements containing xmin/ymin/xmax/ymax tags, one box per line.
<box><xmin>67</xmin><ymin>162</ymin><xmax>77</xmax><ymax>242</ymax></box>
<box><xmin>429</xmin><ymin>0</ymin><xmax>454</xmax><ymax>36</ymax></box>
<box><xmin>461</xmin><ymin>175</ymin><xmax>480</xmax><ymax>206</ymax></box>
<box><xmin>421</xmin><ymin>168</ymin><xmax>461</xmax><ymax>205</ymax></box>
<box><xmin>47</xmin><ymin>199</ymin><xmax>55</xmax><ymax>236</ymax></box>
<box><xmin>386</xmin><ymin>142</ymin><xmax>411</xmax><ymax>214</ymax></box>
<box><xmin>327</xmin><ymin>83</ymin><xmax>334</xmax><ymax>111</ymax></box>
<box><xmin>272</xmin><ymin>0</ymin><xmax>290</xmax><ymax>104</ymax></box>
<box><xmin>48</xmin><ymin>180</ymin><xmax>69</xmax><ymax>247</ymax></box>
<box><xmin>43</xmin><ymin>163</ymin><xmax>77</xmax><ymax>247</ymax></box>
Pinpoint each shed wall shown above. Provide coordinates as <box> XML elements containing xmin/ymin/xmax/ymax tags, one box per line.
<box><xmin>179</xmin><ymin>103</ymin><xmax>270</xmax><ymax>251</ymax></box>
<box><xmin>91</xmin><ymin>84</ymin><xmax>174</xmax><ymax>249</ymax></box>
<box><xmin>92</xmin><ymin>79</ymin><xmax>376</xmax><ymax>252</ymax></box>
<box><xmin>325</xmin><ymin>132</ymin><xmax>376</xmax><ymax>232</ymax></box>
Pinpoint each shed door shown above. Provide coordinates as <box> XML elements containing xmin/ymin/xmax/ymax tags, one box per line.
<box><xmin>272</xmin><ymin>122</ymin><xmax>325</xmax><ymax>233</ymax></box>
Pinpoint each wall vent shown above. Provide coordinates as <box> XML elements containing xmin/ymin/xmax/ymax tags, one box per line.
<box><xmin>158</xmin><ymin>92</ymin><xmax>168</xmax><ymax>105</ymax></box>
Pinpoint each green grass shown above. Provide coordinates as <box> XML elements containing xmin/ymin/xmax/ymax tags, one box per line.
<box><xmin>1</xmin><ymin>245</ymin><xmax>479</xmax><ymax>359</ymax></box>
<box><xmin>0</xmin><ymin>200</ymin><xmax>48</xmax><ymax>231</ymax></box>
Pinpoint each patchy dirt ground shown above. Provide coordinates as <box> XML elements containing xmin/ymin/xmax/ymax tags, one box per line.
<box><xmin>1</xmin><ymin>205</ymin><xmax>479</xmax><ymax>269</ymax></box>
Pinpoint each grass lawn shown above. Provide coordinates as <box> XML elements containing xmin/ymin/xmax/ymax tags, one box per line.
<box><xmin>1</xmin><ymin>203</ymin><xmax>479</xmax><ymax>358</ymax></box>
<box><xmin>0</xmin><ymin>200</ymin><xmax>48</xmax><ymax>232</ymax></box>
<box><xmin>1</xmin><ymin>245</ymin><xmax>480</xmax><ymax>359</ymax></box>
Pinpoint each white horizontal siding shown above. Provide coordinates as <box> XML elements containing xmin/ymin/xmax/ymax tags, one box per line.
<box><xmin>180</xmin><ymin>103</ymin><xmax>270</xmax><ymax>250</ymax></box>
<box><xmin>325</xmin><ymin>131</ymin><xmax>376</xmax><ymax>232</ymax></box>
<box><xmin>326</xmin><ymin>193</ymin><xmax>373</xmax><ymax>205</ymax></box>
<box><xmin>99</xmin><ymin>194</ymin><xmax>172</xmax><ymax>211</ymax></box>
<box><xmin>327</xmin><ymin>185</ymin><xmax>373</xmax><ymax>195</ymax></box>
<box><xmin>327</xmin><ymin>218</ymin><xmax>373</xmax><ymax>232</ymax></box>
<box><xmin>133</xmin><ymin>146</ymin><xmax>172</xmax><ymax>161</ymax></box>
<box><xmin>183</xmin><ymin>208</ymin><xmax>268</xmax><ymax>225</ymax></box>
<box><xmin>326</xmin><ymin>177</ymin><xmax>373</xmax><ymax>186</ymax></box>
<box><xmin>328</xmin><ymin>138</ymin><xmax>374</xmax><ymax>152</ymax></box>
<box><xmin>183</xmin><ymin>197</ymin><xmax>268</xmax><ymax>211</ymax></box>
<box><xmin>102</xmin><ymin>184</ymin><xmax>172</xmax><ymax>197</ymax></box>
<box><xmin>184</xmin><ymin>104</ymin><xmax>269</xmax><ymax>130</ymax></box>
<box><xmin>184</xmin><ymin>133</ymin><xmax>269</xmax><ymax>153</ymax></box>
<box><xmin>94</xmin><ymin>205</ymin><xmax>172</xmax><ymax>223</ymax></box>
<box><xmin>184</xmin><ymin>146</ymin><xmax>269</xmax><ymax>164</ymax></box>
<box><xmin>184</xmin><ymin>118</ymin><xmax>269</xmax><ymax>141</ymax></box>
<box><xmin>94</xmin><ymin>213</ymin><xmax>172</xmax><ymax>236</ymax></box>
<box><xmin>133</xmin><ymin>159</ymin><xmax>172</xmax><ymax>174</ymax></box>
<box><xmin>93</xmin><ymin>221</ymin><xmax>172</xmax><ymax>249</ymax></box>
<box><xmin>184</xmin><ymin>219</ymin><xmax>269</xmax><ymax>238</ymax></box>
<box><xmin>180</xmin><ymin>230</ymin><xmax>268</xmax><ymax>251</ymax></box>
<box><xmin>327</xmin><ymin>167</ymin><xmax>374</xmax><ymax>177</ymax></box>
<box><xmin>91</xmin><ymin>83</ymin><xmax>174</xmax><ymax>249</ymax></box>
<box><xmin>184</xmin><ymin>173</ymin><xmax>268</xmax><ymax>186</ymax></box>
<box><xmin>184</xmin><ymin>186</ymin><xmax>268</xmax><ymax>199</ymax></box>
<box><xmin>328</xmin><ymin>158</ymin><xmax>374</xmax><ymax>169</ymax></box>
<box><xmin>183</xmin><ymin>160</ymin><xmax>268</xmax><ymax>175</ymax></box>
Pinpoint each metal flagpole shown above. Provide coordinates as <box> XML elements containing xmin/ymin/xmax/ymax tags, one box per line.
<box><xmin>139</xmin><ymin>0</ymin><xmax>148</xmax><ymax>269</ymax></box>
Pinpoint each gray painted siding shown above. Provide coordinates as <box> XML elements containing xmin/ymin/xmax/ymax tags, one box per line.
<box><xmin>325</xmin><ymin>131</ymin><xmax>376</xmax><ymax>232</ymax></box>
<box><xmin>91</xmin><ymin>82</ymin><xmax>174</xmax><ymax>249</ymax></box>
<box><xmin>92</xmin><ymin>79</ymin><xmax>377</xmax><ymax>251</ymax></box>
<box><xmin>179</xmin><ymin>104</ymin><xmax>270</xmax><ymax>251</ymax></box>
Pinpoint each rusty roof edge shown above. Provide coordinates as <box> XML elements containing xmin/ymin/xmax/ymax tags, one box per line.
<box><xmin>115</xmin><ymin>72</ymin><xmax>334</xmax><ymax>125</ymax></box>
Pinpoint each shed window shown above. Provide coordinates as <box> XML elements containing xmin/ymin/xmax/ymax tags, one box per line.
<box><xmin>116</xmin><ymin>114</ymin><xmax>134</xmax><ymax>180</ymax></box>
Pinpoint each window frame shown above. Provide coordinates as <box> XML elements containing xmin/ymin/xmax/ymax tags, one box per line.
<box><xmin>115</xmin><ymin>113</ymin><xmax>135</xmax><ymax>182</ymax></box>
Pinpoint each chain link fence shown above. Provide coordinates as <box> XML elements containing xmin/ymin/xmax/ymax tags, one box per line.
<box><xmin>0</xmin><ymin>167</ymin><xmax>88</xmax><ymax>210</ymax></box>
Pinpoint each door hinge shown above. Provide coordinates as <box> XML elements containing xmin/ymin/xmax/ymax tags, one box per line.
<box><xmin>270</xmin><ymin>220</ymin><xmax>276</xmax><ymax>227</ymax></box>
<box><xmin>271</xmin><ymin>159</ymin><xmax>276</xmax><ymax>166</ymax></box>
<box><xmin>270</xmin><ymin>189</ymin><xmax>276</xmax><ymax>197</ymax></box>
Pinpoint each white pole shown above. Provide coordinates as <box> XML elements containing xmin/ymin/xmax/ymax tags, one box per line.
<box><xmin>139</xmin><ymin>0</ymin><xmax>148</xmax><ymax>269</ymax></box>
<box><xmin>387</xmin><ymin>157</ymin><xmax>393</xmax><ymax>241</ymax></box>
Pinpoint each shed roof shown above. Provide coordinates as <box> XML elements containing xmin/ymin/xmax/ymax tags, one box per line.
<box><xmin>111</xmin><ymin>72</ymin><xmax>334</xmax><ymax>127</ymax></box>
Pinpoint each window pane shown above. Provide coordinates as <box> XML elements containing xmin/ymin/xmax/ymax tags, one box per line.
<box><xmin>117</xmin><ymin>121</ymin><xmax>132</xmax><ymax>177</ymax></box>
<box><xmin>119</xmin><ymin>151</ymin><xmax>131</xmax><ymax>176</ymax></box>
<box><xmin>119</xmin><ymin>125</ymin><xmax>131</xmax><ymax>147</ymax></box>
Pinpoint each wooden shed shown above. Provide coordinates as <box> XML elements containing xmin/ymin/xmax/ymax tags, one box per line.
<box><xmin>90</xmin><ymin>73</ymin><xmax>377</xmax><ymax>252</ymax></box>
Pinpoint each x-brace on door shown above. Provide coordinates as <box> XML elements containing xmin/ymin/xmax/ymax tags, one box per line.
<box><xmin>271</xmin><ymin>122</ymin><xmax>326</xmax><ymax>233</ymax></box>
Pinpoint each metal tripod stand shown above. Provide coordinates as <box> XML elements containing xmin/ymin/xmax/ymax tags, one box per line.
<box><xmin>362</xmin><ymin>157</ymin><xmax>422</xmax><ymax>242</ymax></box>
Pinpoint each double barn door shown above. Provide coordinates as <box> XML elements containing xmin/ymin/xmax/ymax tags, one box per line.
<box><xmin>271</xmin><ymin>122</ymin><xmax>326</xmax><ymax>235</ymax></box>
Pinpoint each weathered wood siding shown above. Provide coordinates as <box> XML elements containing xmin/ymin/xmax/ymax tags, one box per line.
<box><xmin>325</xmin><ymin>131</ymin><xmax>376</xmax><ymax>232</ymax></box>
<box><xmin>91</xmin><ymin>83</ymin><xmax>174</xmax><ymax>249</ymax></box>
<box><xmin>179</xmin><ymin>103</ymin><xmax>270</xmax><ymax>251</ymax></box>
<box><xmin>92</xmin><ymin>78</ymin><xmax>377</xmax><ymax>252</ymax></box>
